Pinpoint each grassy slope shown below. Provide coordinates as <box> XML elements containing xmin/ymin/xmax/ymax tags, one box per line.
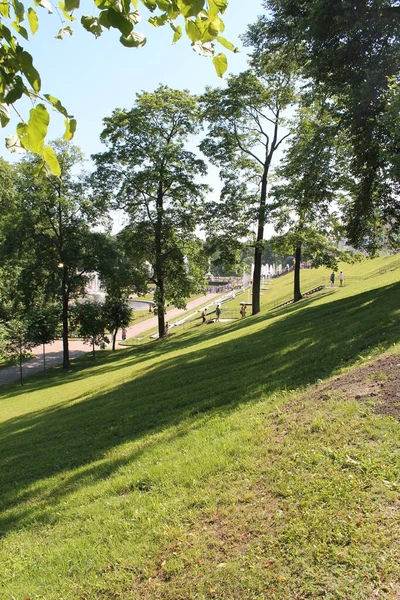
<box><xmin>0</xmin><ymin>256</ymin><xmax>399</xmax><ymax>599</ymax></box>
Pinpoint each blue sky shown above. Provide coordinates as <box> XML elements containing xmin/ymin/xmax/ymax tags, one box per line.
<box><xmin>2</xmin><ymin>0</ymin><xmax>264</xmax><ymax>163</ymax></box>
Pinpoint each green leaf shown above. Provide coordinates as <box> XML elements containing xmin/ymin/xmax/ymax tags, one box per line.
<box><xmin>177</xmin><ymin>0</ymin><xmax>204</xmax><ymax>18</ymax></box>
<box><xmin>207</xmin><ymin>0</ymin><xmax>219</xmax><ymax>18</ymax></box>
<box><xmin>17</xmin><ymin>103</ymin><xmax>49</xmax><ymax>153</ymax></box>
<box><xmin>12</xmin><ymin>0</ymin><xmax>25</xmax><ymax>22</ymax></box>
<box><xmin>0</xmin><ymin>1</ymin><xmax>10</xmax><ymax>18</ymax></box>
<box><xmin>81</xmin><ymin>15</ymin><xmax>103</xmax><ymax>36</ymax></box>
<box><xmin>63</xmin><ymin>117</ymin><xmax>77</xmax><ymax>140</ymax></box>
<box><xmin>44</xmin><ymin>94</ymin><xmax>69</xmax><ymax>117</ymax></box>
<box><xmin>64</xmin><ymin>0</ymin><xmax>79</xmax><ymax>9</ymax></box>
<box><xmin>55</xmin><ymin>25</ymin><xmax>73</xmax><ymax>39</ymax></box>
<box><xmin>119</xmin><ymin>30</ymin><xmax>146</xmax><ymax>47</ymax></box>
<box><xmin>170</xmin><ymin>23</ymin><xmax>182</xmax><ymax>44</ymax></box>
<box><xmin>42</xmin><ymin>145</ymin><xmax>61</xmax><ymax>176</ymax></box>
<box><xmin>212</xmin><ymin>52</ymin><xmax>227</xmax><ymax>77</ymax></box>
<box><xmin>94</xmin><ymin>0</ymin><xmax>111</xmax><ymax>8</ymax></box>
<box><xmin>18</xmin><ymin>50</ymin><xmax>41</xmax><ymax>92</ymax></box>
<box><xmin>4</xmin><ymin>75</ymin><xmax>24</xmax><ymax>103</ymax></box>
<box><xmin>0</xmin><ymin>103</ymin><xmax>11</xmax><ymax>127</ymax></box>
<box><xmin>27</xmin><ymin>8</ymin><xmax>39</xmax><ymax>34</ymax></box>
<box><xmin>141</xmin><ymin>0</ymin><xmax>156</xmax><ymax>10</ymax></box>
<box><xmin>216</xmin><ymin>35</ymin><xmax>237</xmax><ymax>52</ymax></box>
<box><xmin>11</xmin><ymin>21</ymin><xmax>29</xmax><ymax>40</ymax></box>
<box><xmin>149</xmin><ymin>13</ymin><xmax>168</xmax><ymax>27</ymax></box>
<box><xmin>106</xmin><ymin>8</ymin><xmax>133</xmax><ymax>36</ymax></box>
<box><xmin>185</xmin><ymin>19</ymin><xmax>202</xmax><ymax>43</ymax></box>
<box><xmin>211</xmin><ymin>0</ymin><xmax>227</xmax><ymax>12</ymax></box>
<box><xmin>34</xmin><ymin>0</ymin><xmax>53</xmax><ymax>13</ymax></box>
<box><xmin>58</xmin><ymin>1</ymin><xmax>75</xmax><ymax>21</ymax></box>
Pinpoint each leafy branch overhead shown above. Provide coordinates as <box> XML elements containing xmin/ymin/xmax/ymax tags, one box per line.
<box><xmin>0</xmin><ymin>0</ymin><xmax>235</xmax><ymax>173</ymax></box>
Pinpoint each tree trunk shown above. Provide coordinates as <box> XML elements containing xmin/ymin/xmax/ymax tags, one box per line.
<box><xmin>61</xmin><ymin>274</ymin><xmax>70</xmax><ymax>368</ymax></box>
<box><xmin>155</xmin><ymin>182</ymin><xmax>165</xmax><ymax>338</ymax></box>
<box><xmin>43</xmin><ymin>343</ymin><xmax>46</xmax><ymax>372</ymax></box>
<box><xmin>157</xmin><ymin>279</ymin><xmax>165</xmax><ymax>338</ymax></box>
<box><xmin>294</xmin><ymin>245</ymin><xmax>303</xmax><ymax>302</ymax></box>
<box><xmin>112</xmin><ymin>330</ymin><xmax>117</xmax><ymax>351</ymax></box>
<box><xmin>92</xmin><ymin>340</ymin><xmax>95</xmax><ymax>358</ymax></box>
<box><xmin>252</xmin><ymin>169</ymin><xmax>269</xmax><ymax>315</ymax></box>
<box><xmin>19</xmin><ymin>342</ymin><xmax>23</xmax><ymax>386</ymax></box>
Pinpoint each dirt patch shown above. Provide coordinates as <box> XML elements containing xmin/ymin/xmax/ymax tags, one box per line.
<box><xmin>317</xmin><ymin>354</ymin><xmax>400</xmax><ymax>419</ymax></box>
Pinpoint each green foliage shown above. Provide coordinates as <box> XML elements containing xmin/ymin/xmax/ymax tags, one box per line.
<box><xmin>0</xmin><ymin>315</ymin><xmax>36</xmax><ymax>384</ymax></box>
<box><xmin>0</xmin><ymin>140</ymin><xmax>109</xmax><ymax>367</ymax></box>
<box><xmin>92</xmin><ymin>86</ymin><xmax>208</xmax><ymax>337</ymax></box>
<box><xmin>26</xmin><ymin>301</ymin><xmax>60</xmax><ymax>346</ymax></box>
<box><xmin>246</xmin><ymin>0</ymin><xmax>400</xmax><ymax>249</ymax></box>
<box><xmin>0</xmin><ymin>0</ymin><xmax>232</xmax><ymax>173</ymax></box>
<box><xmin>200</xmin><ymin>65</ymin><xmax>298</xmax><ymax>313</ymax></box>
<box><xmin>103</xmin><ymin>297</ymin><xmax>132</xmax><ymax>351</ymax></box>
<box><xmin>71</xmin><ymin>301</ymin><xmax>109</xmax><ymax>356</ymax></box>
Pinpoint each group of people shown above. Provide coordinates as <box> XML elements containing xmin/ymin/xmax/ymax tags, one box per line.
<box><xmin>201</xmin><ymin>303</ymin><xmax>222</xmax><ymax>324</ymax></box>
<box><xmin>330</xmin><ymin>271</ymin><xmax>345</xmax><ymax>287</ymax></box>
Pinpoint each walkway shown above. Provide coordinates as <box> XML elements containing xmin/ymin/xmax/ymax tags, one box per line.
<box><xmin>0</xmin><ymin>293</ymin><xmax>219</xmax><ymax>386</ymax></box>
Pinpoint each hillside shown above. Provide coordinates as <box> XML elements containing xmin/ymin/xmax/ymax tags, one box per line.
<box><xmin>0</xmin><ymin>255</ymin><xmax>399</xmax><ymax>599</ymax></box>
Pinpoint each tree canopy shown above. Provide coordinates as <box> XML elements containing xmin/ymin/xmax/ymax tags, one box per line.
<box><xmin>245</xmin><ymin>0</ymin><xmax>400</xmax><ymax>249</ymax></box>
<box><xmin>92</xmin><ymin>85</ymin><xmax>208</xmax><ymax>338</ymax></box>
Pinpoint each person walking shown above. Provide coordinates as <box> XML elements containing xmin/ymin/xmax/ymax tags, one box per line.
<box><xmin>201</xmin><ymin>308</ymin><xmax>207</xmax><ymax>324</ymax></box>
<box><xmin>215</xmin><ymin>304</ymin><xmax>221</xmax><ymax>322</ymax></box>
<box><xmin>330</xmin><ymin>271</ymin><xmax>336</xmax><ymax>287</ymax></box>
<box><xmin>339</xmin><ymin>271</ymin><xmax>344</xmax><ymax>287</ymax></box>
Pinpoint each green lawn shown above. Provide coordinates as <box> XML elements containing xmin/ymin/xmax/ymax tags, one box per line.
<box><xmin>0</xmin><ymin>255</ymin><xmax>399</xmax><ymax>599</ymax></box>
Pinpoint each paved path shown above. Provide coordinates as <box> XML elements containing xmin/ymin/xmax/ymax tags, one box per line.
<box><xmin>0</xmin><ymin>293</ymin><xmax>220</xmax><ymax>386</ymax></box>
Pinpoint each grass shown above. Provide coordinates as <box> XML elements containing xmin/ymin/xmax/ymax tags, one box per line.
<box><xmin>0</xmin><ymin>255</ymin><xmax>399</xmax><ymax>599</ymax></box>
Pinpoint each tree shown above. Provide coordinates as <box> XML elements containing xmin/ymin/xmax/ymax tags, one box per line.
<box><xmin>0</xmin><ymin>316</ymin><xmax>36</xmax><ymax>386</ymax></box>
<box><xmin>0</xmin><ymin>0</ymin><xmax>233</xmax><ymax>172</ymax></box>
<box><xmin>203</xmin><ymin>176</ymin><xmax>256</xmax><ymax>276</ymax></box>
<box><xmin>103</xmin><ymin>298</ymin><xmax>132</xmax><ymax>351</ymax></box>
<box><xmin>72</xmin><ymin>301</ymin><xmax>109</xmax><ymax>357</ymax></box>
<box><xmin>200</xmin><ymin>65</ymin><xmax>297</xmax><ymax>315</ymax></box>
<box><xmin>270</xmin><ymin>93</ymin><xmax>361</xmax><ymax>301</ymax></box>
<box><xmin>245</xmin><ymin>0</ymin><xmax>400</xmax><ymax>249</ymax></box>
<box><xmin>92</xmin><ymin>86</ymin><xmax>208</xmax><ymax>338</ymax></box>
<box><xmin>26</xmin><ymin>302</ymin><xmax>60</xmax><ymax>371</ymax></box>
<box><xmin>6</xmin><ymin>141</ymin><xmax>108</xmax><ymax>368</ymax></box>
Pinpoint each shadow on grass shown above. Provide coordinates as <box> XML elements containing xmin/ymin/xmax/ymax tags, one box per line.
<box><xmin>0</xmin><ymin>282</ymin><xmax>399</xmax><ymax>534</ymax></box>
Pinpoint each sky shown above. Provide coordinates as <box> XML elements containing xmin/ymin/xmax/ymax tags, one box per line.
<box><xmin>2</xmin><ymin>0</ymin><xmax>264</xmax><ymax>162</ymax></box>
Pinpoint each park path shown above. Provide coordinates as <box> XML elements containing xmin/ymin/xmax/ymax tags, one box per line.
<box><xmin>0</xmin><ymin>293</ymin><xmax>220</xmax><ymax>386</ymax></box>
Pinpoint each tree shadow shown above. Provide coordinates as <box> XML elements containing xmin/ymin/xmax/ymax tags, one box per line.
<box><xmin>0</xmin><ymin>282</ymin><xmax>399</xmax><ymax>535</ymax></box>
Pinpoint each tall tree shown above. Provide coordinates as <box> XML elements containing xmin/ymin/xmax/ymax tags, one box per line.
<box><xmin>3</xmin><ymin>141</ymin><xmax>108</xmax><ymax>368</ymax></box>
<box><xmin>200</xmin><ymin>65</ymin><xmax>297</xmax><ymax>315</ymax></box>
<box><xmin>92</xmin><ymin>86</ymin><xmax>208</xmax><ymax>338</ymax></box>
<box><xmin>270</xmin><ymin>96</ymin><xmax>352</xmax><ymax>301</ymax></box>
<box><xmin>245</xmin><ymin>0</ymin><xmax>400</xmax><ymax>249</ymax></box>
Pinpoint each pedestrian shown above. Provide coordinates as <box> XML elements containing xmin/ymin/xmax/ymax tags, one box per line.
<box><xmin>121</xmin><ymin>328</ymin><xmax>127</xmax><ymax>341</ymax></box>
<box><xmin>330</xmin><ymin>271</ymin><xmax>335</xmax><ymax>287</ymax></box>
<box><xmin>339</xmin><ymin>271</ymin><xmax>344</xmax><ymax>287</ymax></box>
<box><xmin>165</xmin><ymin>322</ymin><xmax>169</xmax><ymax>335</ymax></box>
<box><xmin>215</xmin><ymin>304</ymin><xmax>221</xmax><ymax>322</ymax></box>
<box><xmin>240</xmin><ymin>304</ymin><xmax>246</xmax><ymax>318</ymax></box>
<box><xmin>201</xmin><ymin>308</ymin><xmax>207</xmax><ymax>324</ymax></box>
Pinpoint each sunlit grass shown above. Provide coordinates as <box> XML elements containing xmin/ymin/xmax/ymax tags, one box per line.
<box><xmin>0</xmin><ymin>254</ymin><xmax>399</xmax><ymax>599</ymax></box>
